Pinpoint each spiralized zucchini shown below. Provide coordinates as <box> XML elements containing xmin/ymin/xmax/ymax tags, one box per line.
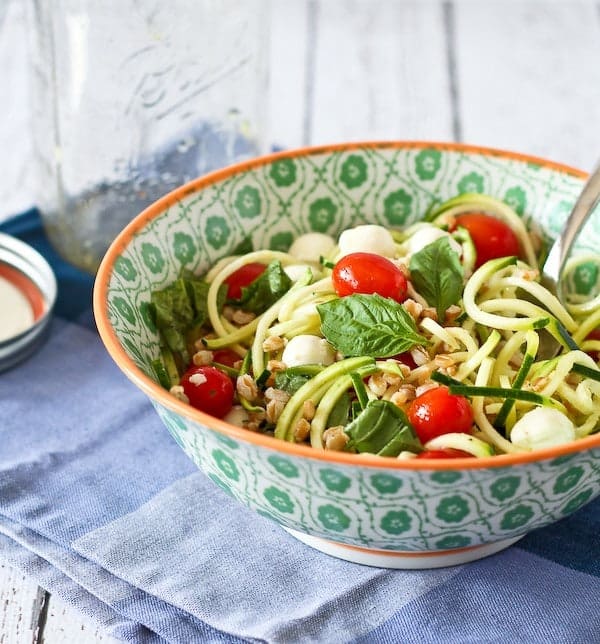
<box><xmin>160</xmin><ymin>193</ymin><xmax>600</xmax><ymax>458</ymax></box>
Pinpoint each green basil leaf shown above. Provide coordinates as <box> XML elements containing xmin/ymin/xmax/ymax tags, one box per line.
<box><xmin>274</xmin><ymin>365</ymin><xmax>324</xmax><ymax>395</ymax></box>
<box><xmin>185</xmin><ymin>280</ymin><xmax>210</xmax><ymax>326</ymax></box>
<box><xmin>151</xmin><ymin>278</ymin><xmax>194</xmax><ymax>357</ymax></box>
<box><xmin>232</xmin><ymin>260</ymin><xmax>292</xmax><ymax>314</ymax></box>
<box><xmin>233</xmin><ymin>235</ymin><xmax>255</xmax><ymax>255</ymax></box>
<box><xmin>317</xmin><ymin>293</ymin><xmax>428</xmax><ymax>357</ymax></box>
<box><xmin>152</xmin><ymin>278</ymin><xmax>194</xmax><ymax>328</ymax></box>
<box><xmin>409</xmin><ymin>236</ymin><xmax>464</xmax><ymax>321</ymax></box>
<box><xmin>344</xmin><ymin>399</ymin><xmax>421</xmax><ymax>456</ymax></box>
<box><xmin>185</xmin><ymin>279</ymin><xmax>226</xmax><ymax>327</ymax></box>
<box><xmin>328</xmin><ymin>391</ymin><xmax>352</xmax><ymax>427</ymax></box>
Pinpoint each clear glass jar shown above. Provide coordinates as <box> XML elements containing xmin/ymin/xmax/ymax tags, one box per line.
<box><xmin>28</xmin><ymin>0</ymin><xmax>269</xmax><ymax>273</ymax></box>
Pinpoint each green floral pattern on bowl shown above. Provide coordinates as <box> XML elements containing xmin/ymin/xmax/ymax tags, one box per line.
<box><xmin>153</xmin><ymin>399</ymin><xmax>600</xmax><ymax>550</ymax></box>
<box><xmin>101</xmin><ymin>143</ymin><xmax>600</xmax><ymax>553</ymax></box>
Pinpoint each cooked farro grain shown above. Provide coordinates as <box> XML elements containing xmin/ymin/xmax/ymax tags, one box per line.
<box><xmin>232</xmin><ymin>309</ymin><xmax>256</xmax><ymax>326</ymax></box>
<box><xmin>422</xmin><ymin>307</ymin><xmax>438</xmax><ymax>321</ymax></box>
<box><xmin>169</xmin><ymin>385</ymin><xmax>189</xmax><ymax>404</ymax></box>
<box><xmin>266</xmin><ymin>399</ymin><xmax>286</xmax><ymax>423</ymax></box>
<box><xmin>367</xmin><ymin>372</ymin><xmax>388</xmax><ymax>397</ymax></box>
<box><xmin>410</xmin><ymin>345</ymin><xmax>430</xmax><ymax>366</ymax></box>
<box><xmin>403</xmin><ymin>298</ymin><xmax>423</xmax><ymax>321</ymax></box>
<box><xmin>267</xmin><ymin>359</ymin><xmax>287</xmax><ymax>373</ymax></box>
<box><xmin>262</xmin><ymin>335</ymin><xmax>285</xmax><ymax>352</ymax></box>
<box><xmin>264</xmin><ymin>387</ymin><xmax>291</xmax><ymax>403</ymax></box>
<box><xmin>192</xmin><ymin>350</ymin><xmax>213</xmax><ymax>366</ymax></box>
<box><xmin>390</xmin><ymin>384</ymin><xmax>416</xmax><ymax>406</ymax></box>
<box><xmin>302</xmin><ymin>399</ymin><xmax>316</xmax><ymax>421</ymax></box>
<box><xmin>236</xmin><ymin>374</ymin><xmax>258</xmax><ymax>401</ymax></box>
<box><xmin>444</xmin><ymin>305</ymin><xmax>462</xmax><ymax>323</ymax></box>
<box><xmin>294</xmin><ymin>418</ymin><xmax>311</xmax><ymax>441</ymax></box>
<box><xmin>415</xmin><ymin>382</ymin><xmax>438</xmax><ymax>397</ymax></box>
<box><xmin>323</xmin><ymin>426</ymin><xmax>349</xmax><ymax>451</ymax></box>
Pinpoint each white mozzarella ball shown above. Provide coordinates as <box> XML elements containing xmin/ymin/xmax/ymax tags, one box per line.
<box><xmin>281</xmin><ymin>334</ymin><xmax>336</xmax><ymax>368</ymax></box>
<box><xmin>338</xmin><ymin>225</ymin><xmax>397</xmax><ymax>258</ymax></box>
<box><xmin>223</xmin><ymin>405</ymin><xmax>250</xmax><ymax>427</ymax></box>
<box><xmin>284</xmin><ymin>263</ymin><xmax>318</xmax><ymax>282</ymax></box>
<box><xmin>397</xmin><ymin>451</ymin><xmax>418</xmax><ymax>460</ymax></box>
<box><xmin>288</xmin><ymin>233</ymin><xmax>336</xmax><ymax>264</ymax></box>
<box><xmin>407</xmin><ymin>225</ymin><xmax>462</xmax><ymax>257</ymax></box>
<box><xmin>510</xmin><ymin>407</ymin><xmax>576</xmax><ymax>451</ymax></box>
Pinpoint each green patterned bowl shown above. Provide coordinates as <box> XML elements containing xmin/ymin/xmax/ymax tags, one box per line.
<box><xmin>94</xmin><ymin>142</ymin><xmax>600</xmax><ymax>569</ymax></box>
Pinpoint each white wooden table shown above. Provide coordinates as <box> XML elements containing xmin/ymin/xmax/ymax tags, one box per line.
<box><xmin>2</xmin><ymin>0</ymin><xmax>600</xmax><ymax>641</ymax></box>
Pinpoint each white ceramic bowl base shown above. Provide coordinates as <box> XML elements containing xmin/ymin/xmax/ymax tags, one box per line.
<box><xmin>284</xmin><ymin>528</ymin><xmax>524</xmax><ymax>569</ymax></box>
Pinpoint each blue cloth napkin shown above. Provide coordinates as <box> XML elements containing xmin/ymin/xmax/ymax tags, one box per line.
<box><xmin>1</xmin><ymin>210</ymin><xmax>599</xmax><ymax>643</ymax></box>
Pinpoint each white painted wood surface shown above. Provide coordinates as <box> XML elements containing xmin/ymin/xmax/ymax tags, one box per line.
<box><xmin>0</xmin><ymin>563</ymin><xmax>42</xmax><ymax>643</ymax></box>
<box><xmin>2</xmin><ymin>0</ymin><xmax>600</xmax><ymax>641</ymax></box>
<box><xmin>42</xmin><ymin>600</ymin><xmax>116</xmax><ymax>644</ymax></box>
<box><xmin>456</xmin><ymin>1</ymin><xmax>600</xmax><ymax>170</ymax></box>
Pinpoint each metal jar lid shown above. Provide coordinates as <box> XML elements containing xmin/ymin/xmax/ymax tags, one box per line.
<box><xmin>0</xmin><ymin>232</ymin><xmax>57</xmax><ymax>372</ymax></box>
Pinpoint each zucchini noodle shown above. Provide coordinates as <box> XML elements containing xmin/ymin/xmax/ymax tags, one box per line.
<box><xmin>277</xmin><ymin>277</ymin><xmax>334</xmax><ymax>322</ymax></box>
<box><xmin>251</xmin><ymin>270</ymin><xmax>313</xmax><ymax>377</ymax></box>
<box><xmin>153</xmin><ymin>193</ymin><xmax>600</xmax><ymax>459</ymax></box>
<box><xmin>572</xmin><ymin>307</ymin><xmax>600</xmax><ymax>344</ymax></box>
<box><xmin>428</xmin><ymin>193</ymin><xmax>539</xmax><ymax>267</ymax></box>
<box><xmin>310</xmin><ymin>368</ymin><xmax>375</xmax><ymax>448</ymax></box>
<box><xmin>206</xmin><ymin>250</ymin><xmax>298</xmax><ymax>336</ymax></box>
<box><xmin>454</xmin><ymin>330</ymin><xmax>501</xmax><ymax>381</ymax></box>
<box><xmin>470</xmin><ymin>357</ymin><xmax>520</xmax><ymax>454</ymax></box>
<box><xmin>560</xmin><ymin>254</ymin><xmax>600</xmax><ymax>314</ymax></box>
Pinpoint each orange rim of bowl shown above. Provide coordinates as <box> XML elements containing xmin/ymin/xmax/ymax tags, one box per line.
<box><xmin>93</xmin><ymin>140</ymin><xmax>600</xmax><ymax>471</ymax></box>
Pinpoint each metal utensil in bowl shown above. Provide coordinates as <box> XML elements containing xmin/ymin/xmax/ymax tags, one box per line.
<box><xmin>542</xmin><ymin>161</ymin><xmax>600</xmax><ymax>297</ymax></box>
<box><xmin>535</xmin><ymin>162</ymin><xmax>600</xmax><ymax>358</ymax></box>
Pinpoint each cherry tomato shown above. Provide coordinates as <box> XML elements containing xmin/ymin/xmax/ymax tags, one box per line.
<box><xmin>390</xmin><ymin>351</ymin><xmax>418</xmax><ymax>370</ymax></box>
<box><xmin>407</xmin><ymin>386</ymin><xmax>474</xmax><ymax>443</ymax></box>
<box><xmin>332</xmin><ymin>252</ymin><xmax>408</xmax><ymax>302</ymax></box>
<box><xmin>212</xmin><ymin>348</ymin><xmax>242</xmax><ymax>369</ymax></box>
<box><xmin>416</xmin><ymin>449</ymin><xmax>473</xmax><ymax>459</ymax></box>
<box><xmin>451</xmin><ymin>213</ymin><xmax>520</xmax><ymax>268</ymax></box>
<box><xmin>180</xmin><ymin>365</ymin><xmax>234</xmax><ymax>418</ymax></box>
<box><xmin>584</xmin><ymin>328</ymin><xmax>600</xmax><ymax>362</ymax></box>
<box><xmin>224</xmin><ymin>262</ymin><xmax>266</xmax><ymax>299</ymax></box>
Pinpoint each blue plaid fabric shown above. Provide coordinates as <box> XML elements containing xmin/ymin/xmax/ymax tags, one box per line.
<box><xmin>1</xmin><ymin>210</ymin><xmax>599</xmax><ymax>643</ymax></box>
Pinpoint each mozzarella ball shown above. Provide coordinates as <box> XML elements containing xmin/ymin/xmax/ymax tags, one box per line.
<box><xmin>510</xmin><ymin>407</ymin><xmax>576</xmax><ymax>451</ymax></box>
<box><xmin>397</xmin><ymin>451</ymin><xmax>418</xmax><ymax>460</ymax></box>
<box><xmin>284</xmin><ymin>263</ymin><xmax>319</xmax><ymax>282</ymax></box>
<box><xmin>338</xmin><ymin>225</ymin><xmax>396</xmax><ymax>258</ymax></box>
<box><xmin>288</xmin><ymin>233</ymin><xmax>336</xmax><ymax>264</ymax></box>
<box><xmin>223</xmin><ymin>405</ymin><xmax>250</xmax><ymax>428</ymax></box>
<box><xmin>406</xmin><ymin>225</ymin><xmax>462</xmax><ymax>256</ymax></box>
<box><xmin>281</xmin><ymin>334</ymin><xmax>336</xmax><ymax>368</ymax></box>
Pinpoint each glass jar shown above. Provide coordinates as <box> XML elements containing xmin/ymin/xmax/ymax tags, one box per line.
<box><xmin>28</xmin><ymin>0</ymin><xmax>269</xmax><ymax>273</ymax></box>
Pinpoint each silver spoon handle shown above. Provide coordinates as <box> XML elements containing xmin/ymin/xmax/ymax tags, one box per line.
<box><xmin>543</xmin><ymin>162</ymin><xmax>600</xmax><ymax>281</ymax></box>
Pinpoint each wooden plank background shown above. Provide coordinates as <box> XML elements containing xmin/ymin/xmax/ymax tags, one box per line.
<box><xmin>2</xmin><ymin>0</ymin><xmax>600</xmax><ymax>640</ymax></box>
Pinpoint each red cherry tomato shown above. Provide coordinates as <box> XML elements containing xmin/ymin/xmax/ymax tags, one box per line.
<box><xmin>224</xmin><ymin>262</ymin><xmax>266</xmax><ymax>299</ymax></box>
<box><xmin>332</xmin><ymin>252</ymin><xmax>408</xmax><ymax>302</ymax></box>
<box><xmin>407</xmin><ymin>386</ymin><xmax>474</xmax><ymax>443</ymax></box>
<box><xmin>451</xmin><ymin>213</ymin><xmax>520</xmax><ymax>268</ymax></box>
<box><xmin>180</xmin><ymin>365</ymin><xmax>234</xmax><ymax>418</ymax></box>
<box><xmin>416</xmin><ymin>449</ymin><xmax>473</xmax><ymax>459</ymax></box>
<box><xmin>212</xmin><ymin>348</ymin><xmax>242</xmax><ymax>369</ymax></box>
<box><xmin>585</xmin><ymin>328</ymin><xmax>600</xmax><ymax>362</ymax></box>
<box><xmin>390</xmin><ymin>351</ymin><xmax>418</xmax><ymax>370</ymax></box>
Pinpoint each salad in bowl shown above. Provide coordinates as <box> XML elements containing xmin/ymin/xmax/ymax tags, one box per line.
<box><xmin>149</xmin><ymin>192</ymin><xmax>600</xmax><ymax>460</ymax></box>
